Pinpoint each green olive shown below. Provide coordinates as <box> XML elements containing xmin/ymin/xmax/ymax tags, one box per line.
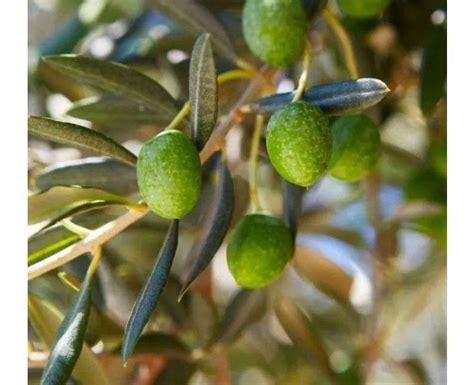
<box><xmin>266</xmin><ymin>101</ymin><xmax>332</xmax><ymax>187</ymax></box>
<box><xmin>227</xmin><ymin>213</ymin><xmax>293</xmax><ymax>288</ymax></box>
<box><xmin>329</xmin><ymin>114</ymin><xmax>380</xmax><ymax>182</ymax></box>
<box><xmin>337</xmin><ymin>0</ymin><xmax>391</xmax><ymax>18</ymax></box>
<box><xmin>137</xmin><ymin>129</ymin><xmax>202</xmax><ymax>219</ymax></box>
<box><xmin>242</xmin><ymin>0</ymin><xmax>306</xmax><ymax>67</ymax></box>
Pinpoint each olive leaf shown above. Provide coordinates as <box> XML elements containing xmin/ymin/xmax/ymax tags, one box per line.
<box><xmin>249</xmin><ymin>78</ymin><xmax>390</xmax><ymax>115</ymax></box>
<box><xmin>275</xmin><ymin>297</ymin><xmax>335</xmax><ymax>381</ymax></box>
<box><xmin>29</xmin><ymin>225</ymin><xmax>80</xmax><ymax>266</ymax></box>
<box><xmin>95</xmin><ymin>257</ymin><xmax>136</xmax><ymax>328</ymax></box>
<box><xmin>299</xmin><ymin>223</ymin><xmax>366</xmax><ymax>248</ymax></box>
<box><xmin>38</xmin><ymin>16</ymin><xmax>88</xmax><ymax>57</ymax></box>
<box><xmin>39</xmin><ymin>267</ymin><xmax>94</xmax><ymax>385</ymax></box>
<box><xmin>36</xmin><ymin>157</ymin><xmax>138</xmax><ymax>196</ymax></box>
<box><xmin>282</xmin><ymin>180</ymin><xmax>304</xmax><ymax>242</ymax></box>
<box><xmin>41</xmin><ymin>55</ymin><xmax>178</xmax><ymax>120</ymax></box>
<box><xmin>292</xmin><ymin>245</ymin><xmax>354</xmax><ymax>309</ymax></box>
<box><xmin>29</xmin><ymin>211</ymin><xmax>116</xmax><ymax>266</ymax></box>
<box><xmin>28</xmin><ymin>295</ymin><xmax>109</xmax><ymax>385</ymax></box>
<box><xmin>179</xmin><ymin>153</ymin><xmax>234</xmax><ymax>300</ymax></box>
<box><xmin>188</xmin><ymin>293</ymin><xmax>218</xmax><ymax>346</ymax></box>
<box><xmin>189</xmin><ymin>34</ymin><xmax>218</xmax><ymax>150</ymax></box>
<box><xmin>29</xmin><ymin>186</ymin><xmax>132</xmax><ymax>225</ymax></box>
<box><xmin>387</xmin><ymin>200</ymin><xmax>444</xmax><ymax>224</ymax></box>
<box><xmin>420</xmin><ymin>23</ymin><xmax>447</xmax><ymax>114</ymax></box>
<box><xmin>122</xmin><ymin>219</ymin><xmax>179</xmax><ymax>363</ymax></box>
<box><xmin>66</xmin><ymin>96</ymin><xmax>171</xmax><ymax>127</ymax></box>
<box><xmin>28</xmin><ymin>116</ymin><xmax>137</xmax><ymax>166</ymax></box>
<box><xmin>212</xmin><ymin>289</ymin><xmax>266</xmax><ymax>345</ymax></box>
<box><xmin>148</xmin><ymin>0</ymin><xmax>236</xmax><ymax>62</ymax></box>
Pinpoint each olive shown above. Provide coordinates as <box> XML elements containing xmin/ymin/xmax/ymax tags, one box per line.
<box><xmin>266</xmin><ymin>101</ymin><xmax>332</xmax><ymax>187</ymax></box>
<box><xmin>329</xmin><ymin>114</ymin><xmax>380</xmax><ymax>182</ymax></box>
<box><xmin>137</xmin><ymin>129</ymin><xmax>202</xmax><ymax>219</ymax></box>
<box><xmin>337</xmin><ymin>0</ymin><xmax>391</xmax><ymax>19</ymax></box>
<box><xmin>242</xmin><ymin>0</ymin><xmax>306</xmax><ymax>67</ymax></box>
<box><xmin>227</xmin><ymin>213</ymin><xmax>293</xmax><ymax>288</ymax></box>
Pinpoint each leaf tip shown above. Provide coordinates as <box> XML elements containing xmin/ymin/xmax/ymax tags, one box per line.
<box><xmin>177</xmin><ymin>287</ymin><xmax>188</xmax><ymax>303</ymax></box>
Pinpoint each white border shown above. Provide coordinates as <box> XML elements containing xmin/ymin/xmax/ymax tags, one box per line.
<box><xmin>448</xmin><ymin>2</ymin><xmax>474</xmax><ymax>385</ymax></box>
<box><xmin>0</xmin><ymin>0</ymin><xmax>27</xmax><ymax>382</ymax></box>
<box><xmin>0</xmin><ymin>1</ymin><xmax>467</xmax><ymax>384</ymax></box>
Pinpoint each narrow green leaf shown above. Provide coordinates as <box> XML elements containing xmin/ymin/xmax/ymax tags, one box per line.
<box><xmin>39</xmin><ymin>270</ymin><xmax>94</xmax><ymax>385</ymax></box>
<box><xmin>179</xmin><ymin>153</ymin><xmax>234</xmax><ymax>299</ymax></box>
<box><xmin>41</xmin><ymin>55</ymin><xmax>178</xmax><ymax>119</ymax></box>
<box><xmin>29</xmin><ymin>212</ymin><xmax>116</xmax><ymax>266</ymax></box>
<box><xmin>66</xmin><ymin>96</ymin><xmax>170</xmax><ymax>127</ymax></box>
<box><xmin>28</xmin><ymin>116</ymin><xmax>137</xmax><ymax>166</ymax></box>
<box><xmin>29</xmin><ymin>225</ymin><xmax>80</xmax><ymax>266</ymax></box>
<box><xmin>28</xmin><ymin>295</ymin><xmax>109</xmax><ymax>385</ymax></box>
<box><xmin>122</xmin><ymin>220</ymin><xmax>179</xmax><ymax>363</ymax></box>
<box><xmin>250</xmin><ymin>78</ymin><xmax>390</xmax><ymax>115</ymax></box>
<box><xmin>36</xmin><ymin>157</ymin><xmax>138</xmax><ymax>196</ymax></box>
<box><xmin>29</xmin><ymin>185</ymin><xmax>132</xmax><ymax>225</ymax></box>
<box><xmin>189</xmin><ymin>34</ymin><xmax>218</xmax><ymax>150</ymax></box>
<box><xmin>282</xmin><ymin>180</ymin><xmax>303</xmax><ymax>242</ymax></box>
<box><xmin>148</xmin><ymin>0</ymin><xmax>236</xmax><ymax>62</ymax></box>
<box><xmin>213</xmin><ymin>289</ymin><xmax>266</xmax><ymax>345</ymax></box>
<box><xmin>420</xmin><ymin>23</ymin><xmax>447</xmax><ymax>114</ymax></box>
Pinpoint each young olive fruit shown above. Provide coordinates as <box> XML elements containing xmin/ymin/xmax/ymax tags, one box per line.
<box><xmin>242</xmin><ymin>0</ymin><xmax>306</xmax><ymax>67</ymax></box>
<box><xmin>227</xmin><ymin>213</ymin><xmax>293</xmax><ymax>288</ymax></box>
<box><xmin>266</xmin><ymin>101</ymin><xmax>332</xmax><ymax>187</ymax></box>
<box><xmin>137</xmin><ymin>129</ymin><xmax>202</xmax><ymax>219</ymax></box>
<box><xmin>337</xmin><ymin>0</ymin><xmax>391</xmax><ymax>19</ymax></box>
<box><xmin>329</xmin><ymin>114</ymin><xmax>381</xmax><ymax>182</ymax></box>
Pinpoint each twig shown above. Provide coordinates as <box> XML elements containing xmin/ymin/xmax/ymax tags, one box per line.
<box><xmin>164</xmin><ymin>101</ymin><xmax>191</xmax><ymax>131</ymax></box>
<box><xmin>163</xmin><ymin>68</ymin><xmax>257</xmax><ymax>133</ymax></box>
<box><xmin>249</xmin><ymin>115</ymin><xmax>265</xmax><ymax>210</ymax></box>
<box><xmin>323</xmin><ymin>8</ymin><xmax>359</xmax><ymax>79</ymax></box>
<box><xmin>363</xmin><ymin>171</ymin><xmax>384</xmax><ymax>384</ymax></box>
<box><xmin>292</xmin><ymin>40</ymin><xmax>313</xmax><ymax>102</ymax></box>
<box><xmin>212</xmin><ymin>344</ymin><xmax>231</xmax><ymax>385</ymax></box>
<box><xmin>199</xmin><ymin>67</ymin><xmax>275</xmax><ymax>163</ymax></box>
<box><xmin>28</xmin><ymin>208</ymin><xmax>149</xmax><ymax>280</ymax></box>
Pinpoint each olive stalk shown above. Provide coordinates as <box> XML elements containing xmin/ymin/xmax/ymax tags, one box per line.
<box><xmin>218</xmin><ymin>69</ymin><xmax>254</xmax><ymax>84</ymax></box>
<box><xmin>86</xmin><ymin>246</ymin><xmax>103</xmax><ymax>280</ymax></box>
<box><xmin>164</xmin><ymin>101</ymin><xmax>191</xmax><ymax>131</ymax></box>
<box><xmin>61</xmin><ymin>219</ymin><xmax>92</xmax><ymax>238</ymax></box>
<box><xmin>236</xmin><ymin>58</ymin><xmax>259</xmax><ymax>76</ymax></box>
<box><xmin>200</xmin><ymin>66</ymin><xmax>277</xmax><ymax>163</ymax></box>
<box><xmin>249</xmin><ymin>114</ymin><xmax>265</xmax><ymax>210</ymax></box>
<box><xmin>363</xmin><ymin>171</ymin><xmax>386</xmax><ymax>384</ymax></box>
<box><xmin>28</xmin><ymin>207</ymin><xmax>150</xmax><ymax>280</ymax></box>
<box><xmin>292</xmin><ymin>40</ymin><xmax>312</xmax><ymax>102</ymax></box>
<box><xmin>322</xmin><ymin>7</ymin><xmax>359</xmax><ymax>79</ymax></box>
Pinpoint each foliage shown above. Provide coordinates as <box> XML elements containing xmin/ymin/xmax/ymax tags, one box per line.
<box><xmin>28</xmin><ymin>0</ymin><xmax>447</xmax><ymax>384</ymax></box>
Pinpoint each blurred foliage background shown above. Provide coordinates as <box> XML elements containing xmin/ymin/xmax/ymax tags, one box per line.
<box><xmin>28</xmin><ymin>0</ymin><xmax>447</xmax><ymax>384</ymax></box>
